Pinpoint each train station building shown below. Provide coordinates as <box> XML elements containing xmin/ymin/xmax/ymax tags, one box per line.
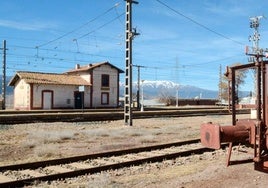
<box><xmin>8</xmin><ymin>61</ymin><xmax>124</xmax><ymax>110</ymax></box>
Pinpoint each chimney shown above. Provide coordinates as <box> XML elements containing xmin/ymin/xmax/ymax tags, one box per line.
<box><xmin>75</xmin><ymin>64</ymin><xmax>80</xmax><ymax>69</ymax></box>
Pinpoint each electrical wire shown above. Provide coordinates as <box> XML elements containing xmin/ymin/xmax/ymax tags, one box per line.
<box><xmin>9</xmin><ymin>45</ymin><xmax>123</xmax><ymax>59</ymax></box>
<box><xmin>155</xmin><ymin>0</ymin><xmax>245</xmax><ymax>46</ymax></box>
<box><xmin>36</xmin><ymin>2</ymin><xmax>121</xmax><ymax>48</ymax></box>
<box><xmin>3</xmin><ymin>1</ymin><xmax>247</xmax><ymax>87</ymax></box>
<box><xmin>76</xmin><ymin>12</ymin><xmax>124</xmax><ymax>40</ymax></box>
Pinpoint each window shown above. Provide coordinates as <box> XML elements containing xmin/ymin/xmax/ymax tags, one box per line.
<box><xmin>101</xmin><ymin>92</ymin><xmax>109</xmax><ymax>105</ymax></box>
<box><xmin>101</xmin><ymin>74</ymin><xmax>109</xmax><ymax>87</ymax></box>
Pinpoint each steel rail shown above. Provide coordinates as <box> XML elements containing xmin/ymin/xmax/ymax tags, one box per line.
<box><xmin>0</xmin><ymin>139</ymin><xmax>229</xmax><ymax>187</ymax></box>
<box><xmin>0</xmin><ymin>108</ymin><xmax>250</xmax><ymax>124</ymax></box>
<box><xmin>0</xmin><ymin>106</ymin><xmax>225</xmax><ymax>114</ymax></box>
<box><xmin>0</xmin><ymin>139</ymin><xmax>227</xmax><ymax>187</ymax></box>
<box><xmin>0</xmin><ymin>139</ymin><xmax>200</xmax><ymax>171</ymax></box>
<box><xmin>0</xmin><ymin>147</ymin><xmax>215</xmax><ymax>187</ymax></box>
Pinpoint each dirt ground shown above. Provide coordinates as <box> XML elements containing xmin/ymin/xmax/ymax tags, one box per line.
<box><xmin>1</xmin><ymin>114</ymin><xmax>268</xmax><ymax>187</ymax></box>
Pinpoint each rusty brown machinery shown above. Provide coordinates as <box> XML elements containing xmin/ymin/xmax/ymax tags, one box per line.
<box><xmin>201</xmin><ymin>57</ymin><xmax>268</xmax><ymax>173</ymax></box>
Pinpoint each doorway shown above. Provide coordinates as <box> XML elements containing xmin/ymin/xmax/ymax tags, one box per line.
<box><xmin>74</xmin><ymin>91</ymin><xmax>84</xmax><ymax>109</ymax></box>
<box><xmin>42</xmin><ymin>91</ymin><xmax>53</xmax><ymax>109</ymax></box>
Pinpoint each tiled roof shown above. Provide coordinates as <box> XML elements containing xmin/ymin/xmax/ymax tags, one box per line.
<box><xmin>9</xmin><ymin>71</ymin><xmax>91</xmax><ymax>86</ymax></box>
<box><xmin>66</xmin><ymin>61</ymin><xmax>124</xmax><ymax>74</ymax></box>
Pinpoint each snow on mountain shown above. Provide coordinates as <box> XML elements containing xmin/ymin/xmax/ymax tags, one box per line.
<box><xmin>141</xmin><ymin>80</ymin><xmax>179</xmax><ymax>89</ymax></box>
<box><xmin>119</xmin><ymin>80</ymin><xmax>218</xmax><ymax>99</ymax></box>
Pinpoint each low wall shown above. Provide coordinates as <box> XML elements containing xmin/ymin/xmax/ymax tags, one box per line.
<box><xmin>175</xmin><ymin>99</ymin><xmax>218</xmax><ymax>106</ymax></box>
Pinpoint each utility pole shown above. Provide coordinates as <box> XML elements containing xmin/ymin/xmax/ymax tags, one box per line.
<box><xmin>141</xmin><ymin>79</ymin><xmax>144</xmax><ymax>111</ymax></box>
<box><xmin>1</xmin><ymin>40</ymin><xmax>6</xmax><ymax>110</ymax></box>
<box><xmin>124</xmin><ymin>0</ymin><xmax>139</xmax><ymax>126</ymax></box>
<box><xmin>246</xmin><ymin>15</ymin><xmax>267</xmax><ymax>164</ymax></box>
<box><xmin>132</xmin><ymin>64</ymin><xmax>145</xmax><ymax>110</ymax></box>
<box><xmin>175</xmin><ymin>57</ymin><xmax>179</xmax><ymax>107</ymax></box>
<box><xmin>247</xmin><ymin>16</ymin><xmax>265</xmax><ymax>99</ymax></box>
<box><xmin>249</xmin><ymin>16</ymin><xmax>263</xmax><ymax>55</ymax></box>
<box><xmin>218</xmin><ymin>64</ymin><xmax>222</xmax><ymax>102</ymax></box>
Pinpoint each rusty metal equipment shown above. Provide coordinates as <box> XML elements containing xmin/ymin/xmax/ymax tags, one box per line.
<box><xmin>201</xmin><ymin>57</ymin><xmax>268</xmax><ymax>173</ymax></box>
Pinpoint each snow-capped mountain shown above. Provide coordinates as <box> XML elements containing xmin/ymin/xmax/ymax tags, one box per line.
<box><xmin>119</xmin><ymin>80</ymin><xmax>219</xmax><ymax>99</ymax></box>
<box><xmin>1</xmin><ymin>77</ymin><xmax>217</xmax><ymax>99</ymax></box>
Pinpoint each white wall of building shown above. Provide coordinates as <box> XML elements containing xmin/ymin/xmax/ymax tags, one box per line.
<box><xmin>91</xmin><ymin>64</ymin><xmax>118</xmax><ymax>108</ymax></box>
<box><xmin>13</xmin><ymin>80</ymin><xmax>30</xmax><ymax>110</ymax></box>
<box><xmin>32</xmin><ymin>84</ymin><xmax>91</xmax><ymax>109</ymax></box>
<box><xmin>80</xmin><ymin>73</ymin><xmax>91</xmax><ymax>83</ymax></box>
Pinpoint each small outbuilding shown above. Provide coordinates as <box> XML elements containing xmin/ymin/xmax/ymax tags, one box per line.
<box><xmin>9</xmin><ymin>61</ymin><xmax>124</xmax><ymax>110</ymax></box>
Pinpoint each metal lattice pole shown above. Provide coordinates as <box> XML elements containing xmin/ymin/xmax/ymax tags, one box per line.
<box><xmin>247</xmin><ymin>16</ymin><xmax>265</xmax><ymax>162</ymax></box>
<box><xmin>218</xmin><ymin>64</ymin><xmax>222</xmax><ymax>102</ymax></box>
<box><xmin>132</xmin><ymin>64</ymin><xmax>145</xmax><ymax>110</ymax></box>
<box><xmin>249</xmin><ymin>16</ymin><xmax>263</xmax><ymax>55</ymax></box>
<box><xmin>1</xmin><ymin>40</ymin><xmax>6</xmax><ymax>110</ymax></box>
<box><xmin>248</xmin><ymin>16</ymin><xmax>264</xmax><ymax>100</ymax></box>
<box><xmin>124</xmin><ymin>0</ymin><xmax>139</xmax><ymax>126</ymax></box>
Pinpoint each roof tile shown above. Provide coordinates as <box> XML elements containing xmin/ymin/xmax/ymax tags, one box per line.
<box><xmin>14</xmin><ymin>72</ymin><xmax>91</xmax><ymax>86</ymax></box>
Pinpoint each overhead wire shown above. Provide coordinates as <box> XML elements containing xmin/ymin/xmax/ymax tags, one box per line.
<box><xmin>7</xmin><ymin>48</ymin><xmax>239</xmax><ymax>80</ymax></box>
<box><xmin>9</xmin><ymin>4</ymin><xmax>125</xmax><ymax>67</ymax></box>
<box><xmin>5</xmin><ymin>1</ymin><xmax>247</xmax><ymax>86</ymax></box>
<box><xmin>36</xmin><ymin>2</ymin><xmax>121</xmax><ymax>48</ymax></box>
<box><xmin>9</xmin><ymin>45</ymin><xmax>123</xmax><ymax>59</ymax></box>
<box><xmin>155</xmin><ymin>0</ymin><xmax>245</xmax><ymax>46</ymax></box>
<box><xmin>75</xmin><ymin>12</ymin><xmax>125</xmax><ymax>40</ymax></box>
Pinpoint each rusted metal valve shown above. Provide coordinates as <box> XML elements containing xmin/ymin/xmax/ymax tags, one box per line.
<box><xmin>200</xmin><ymin>121</ymin><xmax>251</xmax><ymax>150</ymax></box>
<box><xmin>200</xmin><ymin>119</ymin><xmax>268</xmax><ymax>172</ymax></box>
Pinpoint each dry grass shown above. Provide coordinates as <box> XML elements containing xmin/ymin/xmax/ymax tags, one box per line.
<box><xmin>34</xmin><ymin>144</ymin><xmax>60</xmax><ymax>158</ymax></box>
<box><xmin>82</xmin><ymin>129</ymin><xmax>110</xmax><ymax>138</ymax></box>
<box><xmin>22</xmin><ymin>129</ymin><xmax>76</xmax><ymax>158</ymax></box>
<box><xmin>22</xmin><ymin>139</ymin><xmax>39</xmax><ymax>149</ymax></box>
<box><xmin>81</xmin><ymin>127</ymin><xmax>157</xmax><ymax>140</ymax></box>
<box><xmin>21</xmin><ymin>129</ymin><xmax>77</xmax><ymax>158</ymax></box>
<box><xmin>2</xmin><ymin>115</ymin><xmax>248</xmax><ymax>165</ymax></box>
<box><xmin>140</xmin><ymin>135</ymin><xmax>158</xmax><ymax>144</ymax></box>
<box><xmin>26</xmin><ymin>130</ymin><xmax>76</xmax><ymax>144</ymax></box>
<box><xmin>86</xmin><ymin>173</ymin><xmax>113</xmax><ymax>188</ymax></box>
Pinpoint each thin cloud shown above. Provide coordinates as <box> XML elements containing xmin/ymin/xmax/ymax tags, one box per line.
<box><xmin>0</xmin><ymin>19</ymin><xmax>57</xmax><ymax>31</ymax></box>
<box><xmin>204</xmin><ymin>1</ymin><xmax>252</xmax><ymax>17</ymax></box>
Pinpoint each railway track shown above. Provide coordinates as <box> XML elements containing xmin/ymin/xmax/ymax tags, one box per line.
<box><xmin>0</xmin><ymin>139</ymin><xmax>225</xmax><ymax>187</ymax></box>
<box><xmin>0</xmin><ymin>108</ymin><xmax>249</xmax><ymax>124</ymax></box>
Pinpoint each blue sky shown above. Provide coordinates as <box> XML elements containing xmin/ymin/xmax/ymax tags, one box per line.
<box><xmin>1</xmin><ymin>0</ymin><xmax>268</xmax><ymax>91</ymax></box>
